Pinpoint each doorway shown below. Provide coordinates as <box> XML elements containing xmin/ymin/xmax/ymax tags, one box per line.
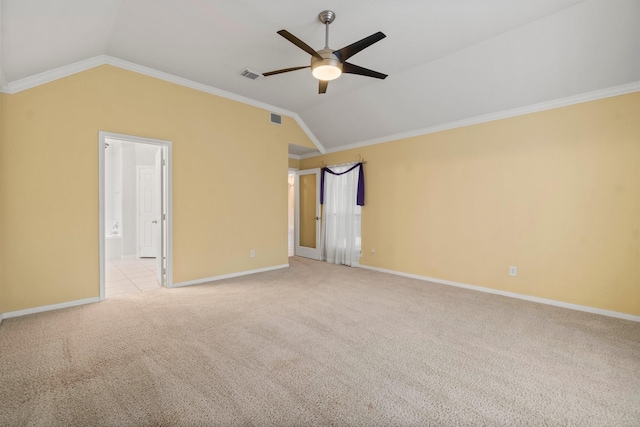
<box><xmin>294</xmin><ymin>168</ymin><xmax>321</xmax><ymax>260</ymax></box>
<box><xmin>99</xmin><ymin>132</ymin><xmax>172</xmax><ymax>300</ymax></box>
<box><xmin>293</xmin><ymin>166</ymin><xmax>362</xmax><ymax>266</ymax></box>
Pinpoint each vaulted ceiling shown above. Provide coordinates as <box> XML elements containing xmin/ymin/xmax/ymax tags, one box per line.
<box><xmin>2</xmin><ymin>1</ymin><xmax>639</xmax><ymax>156</ymax></box>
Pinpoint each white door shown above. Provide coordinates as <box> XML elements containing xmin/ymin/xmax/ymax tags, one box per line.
<box><xmin>138</xmin><ymin>166</ymin><xmax>159</xmax><ymax>257</ymax></box>
<box><xmin>295</xmin><ymin>168</ymin><xmax>321</xmax><ymax>260</ymax></box>
<box><xmin>154</xmin><ymin>149</ymin><xmax>164</xmax><ymax>285</ymax></box>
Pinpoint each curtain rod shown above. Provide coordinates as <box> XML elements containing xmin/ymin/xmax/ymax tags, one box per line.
<box><xmin>322</xmin><ymin>155</ymin><xmax>367</xmax><ymax>168</ymax></box>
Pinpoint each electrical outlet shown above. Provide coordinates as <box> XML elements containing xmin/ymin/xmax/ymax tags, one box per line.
<box><xmin>250</xmin><ymin>250</ymin><xmax>255</xmax><ymax>258</ymax></box>
<box><xmin>509</xmin><ymin>266</ymin><xmax>518</xmax><ymax>277</ymax></box>
<box><xmin>371</xmin><ymin>249</ymin><xmax>376</xmax><ymax>255</ymax></box>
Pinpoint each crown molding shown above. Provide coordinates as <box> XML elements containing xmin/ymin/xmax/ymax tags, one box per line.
<box><xmin>290</xmin><ymin>115</ymin><xmax>326</xmax><ymax>154</ymax></box>
<box><xmin>105</xmin><ymin>56</ymin><xmax>288</xmax><ymax>114</ymax></box>
<box><xmin>299</xmin><ymin>150</ymin><xmax>325</xmax><ymax>160</ymax></box>
<box><xmin>3</xmin><ymin>55</ymin><xmax>635</xmax><ymax>158</ymax></box>
<box><xmin>288</xmin><ymin>153</ymin><xmax>301</xmax><ymax>160</ymax></box>
<box><xmin>313</xmin><ymin>81</ymin><xmax>640</xmax><ymax>157</ymax></box>
<box><xmin>105</xmin><ymin>56</ymin><xmax>325</xmax><ymax>153</ymax></box>
<box><xmin>0</xmin><ymin>55</ymin><xmax>325</xmax><ymax>154</ymax></box>
<box><xmin>1</xmin><ymin>56</ymin><xmax>107</xmax><ymax>94</ymax></box>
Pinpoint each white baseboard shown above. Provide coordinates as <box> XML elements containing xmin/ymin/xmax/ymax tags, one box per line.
<box><xmin>0</xmin><ymin>264</ymin><xmax>289</xmax><ymax>320</ymax></box>
<box><xmin>358</xmin><ymin>265</ymin><xmax>640</xmax><ymax>323</ymax></box>
<box><xmin>171</xmin><ymin>264</ymin><xmax>290</xmax><ymax>288</ymax></box>
<box><xmin>2</xmin><ymin>297</ymin><xmax>101</xmax><ymax>320</ymax></box>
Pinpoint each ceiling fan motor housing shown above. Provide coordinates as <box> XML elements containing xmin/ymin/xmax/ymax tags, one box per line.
<box><xmin>311</xmin><ymin>48</ymin><xmax>343</xmax><ymax>81</ymax></box>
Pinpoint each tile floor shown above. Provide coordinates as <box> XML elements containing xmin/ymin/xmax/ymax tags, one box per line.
<box><xmin>106</xmin><ymin>257</ymin><xmax>162</xmax><ymax>297</ymax></box>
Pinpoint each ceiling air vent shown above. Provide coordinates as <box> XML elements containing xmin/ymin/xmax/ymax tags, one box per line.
<box><xmin>270</xmin><ymin>113</ymin><xmax>282</xmax><ymax>125</ymax></box>
<box><xmin>240</xmin><ymin>68</ymin><xmax>262</xmax><ymax>80</ymax></box>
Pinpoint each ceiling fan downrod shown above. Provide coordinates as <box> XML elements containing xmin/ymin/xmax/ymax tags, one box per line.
<box><xmin>318</xmin><ymin>10</ymin><xmax>335</xmax><ymax>49</ymax></box>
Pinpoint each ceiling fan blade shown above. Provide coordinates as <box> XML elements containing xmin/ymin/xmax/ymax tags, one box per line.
<box><xmin>319</xmin><ymin>80</ymin><xmax>328</xmax><ymax>94</ymax></box>
<box><xmin>342</xmin><ymin>62</ymin><xmax>387</xmax><ymax>79</ymax></box>
<box><xmin>334</xmin><ymin>31</ymin><xmax>386</xmax><ymax>62</ymax></box>
<box><xmin>262</xmin><ymin>66</ymin><xmax>310</xmax><ymax>77</ymax></box>
<box><xmin>277</xmin><ymin>30</ymin><xmax>323</xmax><ymax>59</ymax></box>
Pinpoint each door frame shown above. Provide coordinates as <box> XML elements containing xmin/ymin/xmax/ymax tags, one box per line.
<box><xmin>287</xmin><ymin>168</ymin><xmax>298</xmax><ymax>257</ymax></box>
<box><xmin>98</xmin><ymin>131</ymin><xmax>173</xmax><ymax>300</ymax></box>
<box><xmin>295</xmin><ymin>168</ymin><xmax>321</xmax><ymax>260</ymax></box>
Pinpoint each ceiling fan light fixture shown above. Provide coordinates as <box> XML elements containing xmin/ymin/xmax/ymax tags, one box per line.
<box><xmin>311</xmin><ymin>50</ymin><xmax>343</xmax><ymax>81</ymax></box>
<box><xmin>312</xmin><ymin>64</ymin><xmax>342</xmax><ymax>81</ymax></box>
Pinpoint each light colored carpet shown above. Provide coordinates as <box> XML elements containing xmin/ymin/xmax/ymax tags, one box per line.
<box><xmin>1</xmin><ymin>257</ymin><xmax>639</xmax><ymax>426</ymax></box>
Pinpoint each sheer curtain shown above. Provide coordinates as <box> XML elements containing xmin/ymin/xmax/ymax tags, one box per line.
<box><xmin>320</xmin><ymin>164</ymin><xmax>362</xmax><ymax>267</ymax></box>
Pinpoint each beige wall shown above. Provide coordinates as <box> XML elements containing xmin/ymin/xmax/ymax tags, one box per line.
<box><xmin>0</xmin><ymin>65</ymin><xmax>313</xmax><ymax>313</ymax></box>
<box><xmin>0</xmin><ymin>92</ymin><xmax>3</xmax><ymax>312</ymax></box>
<box><xmin>301</xmin><ymin>93</ymin><xmax>640</xmax><ymax>316</ymax></box>
<box><xmin>288</xmin><ymin>158</ymin><xmax>300</xmax><ymax>169</ymax></box>
<box><xmin>1</xmin><ymin>65</ymin><xmax>637</xmax><ymax>317</ymax></box>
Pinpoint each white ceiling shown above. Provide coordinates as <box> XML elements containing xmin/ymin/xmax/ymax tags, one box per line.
<box><xmin>2</xmin><ymin>0</ymin><xmax>639</xmax><ymax>155</ymax></box>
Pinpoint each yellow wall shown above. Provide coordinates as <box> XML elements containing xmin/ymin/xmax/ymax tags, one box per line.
<box><xmin>301</xmin><ymin>93</ymin><xmax>640</xmax><ymax>316</ymax></box>
<box><xmin>0</xmin><ymin>92</ymin><xmax>4</xmax><ymax>312</ymax></box>
<box><xmin>288</xmin><ymin>158</ymin><xmax>300</xmax><ymax>169</ymax></box>
<box><xmin>0</xmin><ymin>65</ymin><xmax>313</xmax><ymax>313</ymax></box>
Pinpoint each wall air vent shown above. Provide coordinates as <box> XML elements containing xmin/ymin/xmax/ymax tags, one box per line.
<box><xmin>270</xmin><ymin>113</ymin><xmax>282</xmax><ymax>125</ymax></box>
<box><xmin>240</xmin><ymin>68</ymin><xmax>262</xmax><ymax>80</ymax></box>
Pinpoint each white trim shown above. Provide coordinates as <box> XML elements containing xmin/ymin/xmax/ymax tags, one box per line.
<box><xmin>105</xmin><ymin>56</ymin><xmax>328</xmax><ymax>153</ymax></box>
<box><xmin>172</xmin><ymin>264</ymin><xmax>289</xmax><ymax>288</ymax></box>
<box><xmin>99</xmin><ymin>133</ymin><xmax>106</xmax><ymax>300</ymax></box>
<box><xmin>99</xmin><ymin>131</ymin><xmax>174</xmax><ymax>299</ymax></box>
<box><xmin>3</xmin><ymin>55</ymin><xmax>634</xmax><ymax>158</ymax></box>
<box><xmin>301</xmin><ymin>81</ymin><xmax>640</xmax><ymax>158</ymax></box>
<box><xmin>299</xmin><ymin>151</ymin><xmax>324</xmax><ymax>160</ymax></box>
<box><xmin>1</xmin><ymin>56</ymin><xmax>107</xmax><ymax>94</ymax></box>
<box><xmin>106</xmin><ymin>57</ymin><xmax>289</xmax><ymax>115</ymax></box>
<box><xmin>2</xmin><ymin>297</ymin><xmax>101</xmax><ymax>319</ymax></box>
<box><xmin>288</xmin><ymin>153</ymin><xmax>301</xmax><ymax>160</ymax></box>
<box><xmin>109</xmin><ymin>54</ymin><xmax>326</xmax><ymax>153</ymax></box>
<box><xmin>358</xmin><ymin>264</ymin><xmax>640</xmax><ymax>323</ymax></box>
<box><xmin>0</xmin><ymin>55</ymin><xmax>326</xmax><ymax>155</ymax></box>
<box><xmin>291</xmin><ymin>116</ymin><xmax>326</xmax><ymax>154</ymax></box>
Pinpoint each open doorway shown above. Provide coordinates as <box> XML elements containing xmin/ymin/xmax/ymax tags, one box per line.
<box><xmin>99</xmin><ymin>132</ymin><xmax>172</xmax><ymax>299</ymax></box>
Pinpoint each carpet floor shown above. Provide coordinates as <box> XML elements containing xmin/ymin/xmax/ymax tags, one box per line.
<box><xmin>1</xmin><ymin>257</ymin><xmax>639</xmax><ymax>426</ymax></box>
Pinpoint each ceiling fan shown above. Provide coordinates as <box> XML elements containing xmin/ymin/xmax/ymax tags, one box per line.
<box><xmin>262</xmin><ymin>10</ymin><xmax>387</xmax><ymax>94</ymax></box>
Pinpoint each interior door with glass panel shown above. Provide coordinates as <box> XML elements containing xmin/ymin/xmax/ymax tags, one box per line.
<box><xmin>295</xmin><ymin>168</ymin><xmax>321</xmax><ymax>260</ymax></box>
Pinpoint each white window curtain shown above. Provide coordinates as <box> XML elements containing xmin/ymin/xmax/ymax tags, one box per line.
<box><xmin>320</xmin><ymin>164</ymin><xmax>362</xmax><ymax>267</ymax></box>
